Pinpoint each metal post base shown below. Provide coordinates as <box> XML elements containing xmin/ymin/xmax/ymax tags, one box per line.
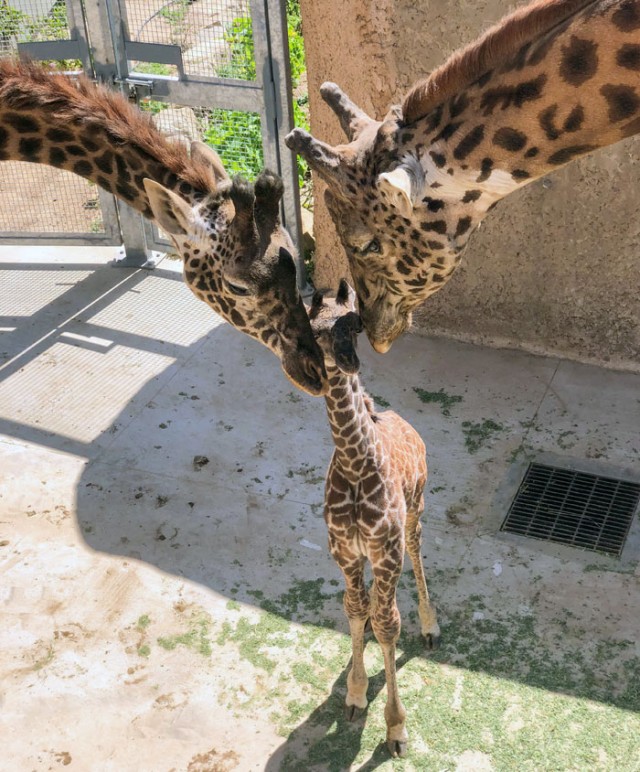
<box><xmin>110</xmin><ymin>246</ymin><xmax>157</xmax><ymax>269</ymax></box>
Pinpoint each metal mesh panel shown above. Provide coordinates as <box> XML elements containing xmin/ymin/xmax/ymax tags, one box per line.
<box><xmin>501</xmin><ymin>463</ymin><xmax>640</xmax><ymax>556</ymax></box>
<box><xmin>125</xmin><ymin>0</ymin><xmax>256</xmax><ymax>79</ymax></box>
<box><xmin>0</xmin><ymin>0</ymin><xmax>72</xmax><ymax>60</ymax></box>
<box><xmin>0</xmin><ymin>1</ymin><xmax>108</xmax><ymax>235</ymax></box>
<box><xmin>0</xmin><ymin>161</ymin><xmax>105</xmax><ymax>234</ymax></box>
<box><xmin>144</xmin><ymin>99</ymin><xmax>263</xmax><ymax>177</ymax></box>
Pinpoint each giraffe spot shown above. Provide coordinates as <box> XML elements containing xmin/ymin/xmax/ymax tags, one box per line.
<box><xmin>547</xmin><ymin>144</ymin><xmax>597</xmax><ymax>165</ymax></box>
<box><xmin>73</xmin><ymin>160</ymin><xmax>93</xmax><ymax>177</ymax></box>
<box><xmin>420</xmin><ymin>220</ymin><xmax>447</xmax><ymax>235</ymax></box>
<box><xmin>230</xmin><ymin>309</ymin><xmax>244</xmax><ymax>327</ymax></box>
<box><xmin>454</xmin><ymin>216</ymin><xmax>472</xmax><ymax>238</ymax></box>
<box><xmin>401</xmin><ymin>132</ymin><xmax>414</xmax><ymax>143</ymax></box>
<box><xmin>449</xmin><ymin>93</ymin><xmax>470</xmax><ymax>118</ymax></box>
<box><xmin>96</xmin><ymin>175</ymin><xmax>111</xmax><ymax>190</ymax></box>
<box><xmin>46</xmin><ymin>127</ymin><xmax>74</xmax><ymax>143</ymax></box>
<box><xmin>0</xmin><ymin>127</ymin><xmax>7</xmax><ymax>148</ymax></box>
<box><xmin>474</xmin><ymin>69</ymin><xmax>493</xmax><ymax>89</ymax></box>
<box><xmin>432</xmin><ymin>273</ymin><xmax>446</xmax><ymax>282</ymax></box>
<box><xmin>492</xmin><ymin>127</ymin><xmax>527</xmax><ymax>151</ymax></box>
<box><xmin>5</xmin><ymin>112</ymin><xmax>39</xmax><ymax>133</ymax></box>
<box><xmin>461</xmin><ymin>189</ymin><xmax>482</xmax><ymax>203</ymax></box>
<box><xmin>0</xmin><ymin>150</ymin><xmax>7</xmax><ymax>161</ymax></box>
<box><xmin>396</xmin><ymin>260</ymin><xmax>412</xmax><ymax>275</ymax></box>
<box><xmin>81</xmin><ymin>134</ymin><xmax>100</xmax><ymax>152</ymax></box>
<box><xmin>617</xmin><ymin>43</ymin><xmax>640</xmax><ymax>70</ymax></box>
<box><xmin>427</xmin><ymin>240</ymin><xmax>445</xmax><ymax>250</ymax></box>
<box><xmin>453</xmin><ymin>124</ymin><xmax>485</xmax><ymax>160</ymax></box>
<box><xmin>435</xmin><ymin>121</ymin><xmax>463</xmax><ymax>142</ymax></box>
<box><xmin>476</xmin><ymin>157</ymin><xmax>493</xmax><ymax>182</ymax></box>
<box><xmin>116</xmin><ymin>155</ymin><xmax>131</xmax><ymax>183</ymax></box>
<box><xmin>511</xmin><ymin>169</ymin><xmax>530</xmax><ymax>180</ymax></box>
<box><xmin>95</xmin><ymin>151</ymin><xmax>113</xmax><ymax>175</ymax></box>
<box><xmin>116</xmin><ymin>182</ymin><xmax>137</xmax><ymax>201</ymax></box>
<box><xmin>612</xmin><ymin>1</ymin><xmax>640</xmax><ymax>32</ymax></box>
<box><xmin>503</xmin><ymin>42</ymin><xmax>531</xmax><ymax>72</ymax></box>
<box><xmin>423</xmin><ymin>104</ymin><xmax>444</xmax><ymax>133</ymax></box>
<box><xmin>563</xmin><ymin>104</ymin><xmax>584</xmax><ymax>132</ymax></box>
<box><xmin>423</xmin><ymin>197</ymin><xmax>445</xmax><ymax>212</ymax></box>
<box><xmin>539</xmin><ymin>104</ymin><xmax>560</xmax><ymax>140</ymax></box>
<box><xmin>601</xmin><ymin>83</ymin><xmax>640</xmax><ymax>122</ymax></box>
<box><xmin>525</xmin><ymin>146</ymin><xmax>539</xmax><ymax>158</ymax></box>
<box><xmin>560</xmin><ymin>36</ymin><xmax>598</xmax><ymax>87</ymax></box>
<box><xmin>429</xmin><ymin>150</ymin><xmax>446</xmax><ymax>167</ymax></box>
<box><xmin>19</xmin><ymin>136</ymin><xmax>42</xmax><ymax>160</ymax></box>
<box><xmin>65</xmin><ymin>144</ymin><xmax>85</xmax><ymax>156</ymax></box>
<box><xmin>49</xmin><ymin>147</ymin><xmax>66</xmax><ymax>167</ymax></box>
<box><xmin>480</xmin><ymin>74</ymin><xmax>547</xmax><ymax>115</ymax></box>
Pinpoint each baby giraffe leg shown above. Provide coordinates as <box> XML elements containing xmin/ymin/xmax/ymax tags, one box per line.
<box><xmin>371</xmin><ymin>554</ymin><xmax>408</xmax><ymax>757</ymax></box>
<box><xmin>406</xmin><ymin>511</ymin><xmax>440</xmax><ymax>649</ymax></box>
<box><xmin>335</xmin><ymin>554</ymin><xmax>370</xmax><ymax>720</ymax></box>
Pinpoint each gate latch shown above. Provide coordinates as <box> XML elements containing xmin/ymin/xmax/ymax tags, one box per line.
<box><xmin>113</xmin><ymin>77</ymin><xmax>154</xmax><ymax>103</ymax></box>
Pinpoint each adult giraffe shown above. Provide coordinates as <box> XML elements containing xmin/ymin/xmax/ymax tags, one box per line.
<box><xmin>286</xmin><ymin>0</ymin><xmax>640</xmax><ymax>352</ymax></box>
<box><xmin>0</xmin><ymin>59</ymin><xmax>327</xmax><ymax>394</ymax></box>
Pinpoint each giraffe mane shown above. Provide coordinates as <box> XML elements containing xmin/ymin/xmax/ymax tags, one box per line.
<box><xmin>401</xmin><ymin>0</ymin><xmax>596</xmax><ymax>125</ymax></box>
<box><xmin>0</xmin><ymin>59</ymin><xmax>217</xmax><ymax>193</ymax></box>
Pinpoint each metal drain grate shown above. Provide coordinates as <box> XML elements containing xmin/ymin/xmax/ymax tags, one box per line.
<box><xmin>501</xmin><ymin>463</ymin><xmax>640</xmax><ymax>556</ymax></box>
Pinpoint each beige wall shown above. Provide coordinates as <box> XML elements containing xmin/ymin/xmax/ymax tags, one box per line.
<box><xmin>299</xmin><ymin>0</ymin><xmax>640</xmax><ymax>371</ymax></box>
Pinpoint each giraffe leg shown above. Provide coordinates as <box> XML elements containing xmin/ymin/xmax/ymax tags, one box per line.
<box><xmin>333</xmin><ymin>551</ymin><xmax>370</xmax><ymax>720</ymax></box>
<box><xmin>406</xmin><ymin>510</ymin><xmax>440</xmax><ymax>649</ymax></box>
<box><xmin>370</xmin><ymin>548</ymin><xmax>408</xmax><ymax>757</ymax></box>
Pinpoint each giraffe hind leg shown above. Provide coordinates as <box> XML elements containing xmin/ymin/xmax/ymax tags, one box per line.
<box><xmin>406</xmin><ymin>511</ymin><xmax>440</xmax><ymax>649</ymax></box>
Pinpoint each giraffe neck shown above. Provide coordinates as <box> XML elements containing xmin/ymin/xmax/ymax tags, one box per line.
<box><xmin>404</xmin><ymin>0</ymin><xmax>638</xmax><ymax>239</ymax></box>
<box><xmin>324</xmin><ymin>364</ymin><xmax>378</xmax><ymax>481</ymax></box>
<box><xmin>0</xmin><ymin>60</ymin><xmax>215</xmax><ymax>218</ymax></box>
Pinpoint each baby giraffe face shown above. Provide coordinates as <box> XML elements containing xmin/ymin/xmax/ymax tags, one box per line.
<box><xmin>307</xmin><ymin>279</ymin><xmax>363</xmax><ymax>376</ymax></box>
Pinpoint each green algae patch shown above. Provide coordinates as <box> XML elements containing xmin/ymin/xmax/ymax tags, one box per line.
<box><xmin>413</xmin><ymin>387</ymin><xmax>463</xmax><ymax>416</ymax></box>
<box><xmin>462</xmin><ymin>418</ymin><xmax>505</xmax><ymax>453</ymax></box>
<box><xmin>156</xmin><ymin>612</ymin><xmax>213</xmax><ymax>657</ymax></box>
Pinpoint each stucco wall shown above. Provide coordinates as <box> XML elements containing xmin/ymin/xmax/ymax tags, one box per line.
<box><xmin>299</xmin><ymin>0</ymin><xmax>640</xmax><ymax>370</ymax></box>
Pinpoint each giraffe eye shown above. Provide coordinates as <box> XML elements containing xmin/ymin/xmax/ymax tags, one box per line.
<box><xmin>363</xmin><ymin>239</ymin><xmax>381</xmax><ymax>254</ymax></box>
<box><xmin>225</xmin><ymin>280</ymin><xmax>250</xmax><ymax>296</ymax></box>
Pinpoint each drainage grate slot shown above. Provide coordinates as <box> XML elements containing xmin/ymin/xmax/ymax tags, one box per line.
<box><xmin>501</xmin><ymin>463</ymin><xmax>640</xmax><ymax>556</ymax></box>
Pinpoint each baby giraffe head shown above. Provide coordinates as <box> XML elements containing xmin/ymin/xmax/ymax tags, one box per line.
<box><xmin>308</xmin><ymin>279</ymin><xmax>363</xmax><ymax>376</ymax></box>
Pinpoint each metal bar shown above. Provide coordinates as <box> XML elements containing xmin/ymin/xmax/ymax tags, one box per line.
<box><xmin>263</xmin><ymin>0</ymin><xmax>305</xmax><ymax>289</ymax></box>
<box><xmin>17</xmin><ymin>39</ymin><xmax>88</xmax><ymax>62</ymax></box>
<box><xmin>124</xmin><ymin>41</ymin><xmax>184</xmax><ymax>76</ymax></box>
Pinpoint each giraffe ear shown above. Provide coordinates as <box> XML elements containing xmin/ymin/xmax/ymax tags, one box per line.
<box><xmin>190</xmin><ymin>141</ymin><xmax>230</xmax><ymax>183</ymax></box>
<box><xmin>335</xmin><ymin>279</ymin><xmax>357</xmax><ymax>309</ymax></box>
<box><xmin>377</xmin><ymin>167</ymin><xmax>415</xmax><ymax>219</ymax></box>
<box><xmin>144</xmin><ymin>178</ymin><xmax>194</xmax><ymax>237</ymax></box>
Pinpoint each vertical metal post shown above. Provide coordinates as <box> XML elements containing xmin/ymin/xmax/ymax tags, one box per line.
<box><xmin>82</xmin><ymin>0</ymin><xmax>154</xmax><ymax>267</ymax></box>
<box><xmin>256</xmin><ymin>0</ymin><xmax>306</xmax><ymax>289</ymax></box>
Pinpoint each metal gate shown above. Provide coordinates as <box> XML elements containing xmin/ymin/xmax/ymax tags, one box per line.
<box><xmin>3</xmin><ymin>0</ymin><xmax>301</xmax><ymax>270</ymax></box>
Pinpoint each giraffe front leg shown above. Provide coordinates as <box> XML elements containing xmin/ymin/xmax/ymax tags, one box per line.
<box><xmin>371</xmin><ymin>552</ymin><xmax>408</xmax><ymax>757</ymax></box>
<box><xmin>334</xmin><ymin>551</ymin><xmax>370</xmax><ymax>720</ymax></box>
<box><xmin>406</xmin><ymin>512</ymin><xmax>440</xmax><ymax>649</ymax></box>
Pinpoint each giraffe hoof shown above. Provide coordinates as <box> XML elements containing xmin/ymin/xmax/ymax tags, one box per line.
<box><xmin>344</xmin><ymin>703</ymin><xmax>365</xmax><ymax>722</ymax></box>
<box><xmin>387</xmin><ymin>738</ymin><xmax>408</xmax><ymax>758</ymax></box>
<box><xmin>424</xmin><ymin>632</ymin><xmax>441</xmax><ymax>651</ymax></box>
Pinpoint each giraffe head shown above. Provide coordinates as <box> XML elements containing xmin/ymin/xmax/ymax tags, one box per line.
<box><xmin>144</xmin><ymin>145</ymin><xmax>327</xmax><ymax>396</ymax></box>
<box><xmin>286</xmin><ymin>84</ymin><xmax>472</xmax><ymax>354</ymax></box>
<box><xmin>307</xmin><ymin>279</ymin><xmax>363</xmax><ymax>376</ymax></box>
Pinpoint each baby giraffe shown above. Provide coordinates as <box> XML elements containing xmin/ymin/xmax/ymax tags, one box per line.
<box><xmin>308</xmin><ymin>280</ymin><xmax>440</xmax><ymax>757</ymax></box>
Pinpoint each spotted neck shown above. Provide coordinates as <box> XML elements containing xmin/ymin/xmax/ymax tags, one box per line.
<box><xmin>0</xmin><ymin>60</ymin><xmax>215</xmax><ymax>218</ymax></box>
<box><xmin>405</xmin><ymin>0</ymin><xmax>638</xmax><ymax>243</ymax></box>
<box><xmin>324</xmin><ymin>364</ymin><xmax>378</xmax><ymax>482</ymax></box>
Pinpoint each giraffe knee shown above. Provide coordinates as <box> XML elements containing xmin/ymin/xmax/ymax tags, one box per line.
<box><xmin>371</xmin><ymin>610</ymin><xmax>401</xmax><ymax>644</ymax></box>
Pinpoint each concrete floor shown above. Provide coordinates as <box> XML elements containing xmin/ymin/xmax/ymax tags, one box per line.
<box><xmin>1</xmin><ymin>246</ymin><xmax>639</xmax><ymax>771</ymax></box>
